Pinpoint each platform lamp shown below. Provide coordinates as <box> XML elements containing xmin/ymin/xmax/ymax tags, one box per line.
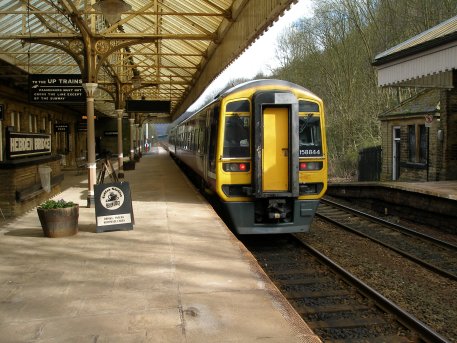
<box><xmin>93</xmin><ymin>0</ymin><xmax>132</xmax><ymax>25</ymax></box>
<box><xmin>131</xmin><ymin>74</ymin><xmax>141</xmax><ymax>89</ymax></box>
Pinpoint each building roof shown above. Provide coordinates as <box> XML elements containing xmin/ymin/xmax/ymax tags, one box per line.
<box><xmin>372</xmin><ymin>15</ymin><xmax>457</xmax><ymax>88</ymax></box>
<box><xmin>374</xmin><ymin>15</ymin><xmax>457</xmax><ymax>64</ymax></box>
<box><xmin>379</xmin><ymin>89</ymin><xmax>440</xmax><ymax>118</ymax></box>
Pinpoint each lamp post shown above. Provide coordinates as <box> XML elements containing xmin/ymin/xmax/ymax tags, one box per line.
<box><xmin>93</xmin><ymin>0</ymin><xmax>132</xmax><ymax>25</ymax></box>
<box><xmin>115</xmin><ymin>109</ymin><xmax>124</xmax><ymax>178</ymax></box>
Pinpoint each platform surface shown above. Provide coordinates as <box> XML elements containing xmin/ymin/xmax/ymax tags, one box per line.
<box><xmin>0</xmin><ymin>148</ymin><xmax>320</xmax><ymax>343</ymax></box>
<box><xmin>330</xmin><ymin>180</ymin><xmax>457</xmax><ymax>201</ymax></box>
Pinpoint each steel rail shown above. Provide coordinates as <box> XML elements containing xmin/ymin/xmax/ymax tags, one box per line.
<box><xmin>316</xmin><ymin>209</ymin><xmax>457</xmax><ymax>281</ymax></box>
<box><xmin>320</xmin><ymin>198</ymin><xmax>457</xmax><ymax>251</ymax></box>
<box><xmin>294</xmin><ymin>236</ymin><xmax>451</xmax><ymax>343</ymax></box>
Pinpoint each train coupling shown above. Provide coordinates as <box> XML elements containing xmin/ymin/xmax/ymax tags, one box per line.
<box><xmin>267</xmin><ymin>199</ymin><xmax>288</xmax><ymax>219</ymax></box>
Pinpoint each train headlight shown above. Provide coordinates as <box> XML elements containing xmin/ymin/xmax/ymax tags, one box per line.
<box><xmin>223</xmin><ymin>162</ymin><xmax>250</xmax><ymax>172</ymax></box>
<box><xmin>299</xmin><ymin>161</ymin><xmax>323</xmax><ymax>171</ymax></box>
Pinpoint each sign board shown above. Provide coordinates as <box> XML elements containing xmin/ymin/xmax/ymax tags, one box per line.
<box><xmin>104</xmin><ymin>131</ymin><xmax>118</xmax><ymax>136</ymax></box>
<box><xmin>6</xmin><ymin>131</ymin><xmax>52</xmax><ymax>159</ymax></box>
<box><xmin>29</xmin><ymin>74</ymin><xmax>85</xmax><ymax>103</ymax></box>
<box><xmin>54</xmin><ymin>123</ymin><xmax>69</xmax><ymax>132</ymax></box>
<box><xmin>126</xmin><ymin>100</ymin><xmax>171</xmax><ymax>113</ymax></box>
<box><xmin>425</xmin><ymin>115</ymin><xmax>433</xmax><ymax>128</ymax></box>
<box><xmin>77</xmin><ymin>121</ymin><xmax>87</xmax><ymax>132</ymax></box>
<box><xmin>94</xmin><ymin>182</ymin><xmax>134</xmax><ymax>233</ymax></box>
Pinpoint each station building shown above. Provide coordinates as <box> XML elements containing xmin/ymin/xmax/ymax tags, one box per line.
<box><xmin>373</xmin><ymin>15</ymin><xmax>457</xmax><ymax>182</ymax></box>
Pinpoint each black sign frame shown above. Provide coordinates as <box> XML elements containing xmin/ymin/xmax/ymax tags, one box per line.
<box><xmin>94</xmin><ymin>182</ymin><xmax>134</xmax><ymax>232</ymax></box>
<box><xmin>29</xmin><ymin>74</ymin><xmax>86</xmax><ymax>103</ymax></box>
<box><xmin>125</xmin><ymin>100</ymin><xmax>171</xmax><ymax>113</ymax></box>
<box><xmin>6</xmin><ymin>131</ymin><xmax>52</xmax><ymax>159</ymax></box>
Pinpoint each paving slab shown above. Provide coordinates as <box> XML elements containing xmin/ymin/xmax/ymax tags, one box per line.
<box><xmin>0</xmin><ymin>148</ymin><xmax>320</xmax><ymax>343</ymax></box>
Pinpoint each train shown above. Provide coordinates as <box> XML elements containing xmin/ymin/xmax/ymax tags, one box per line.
<box><xmin>167</xmin><ymin>79</ymin><xmax>327</xmax><ymax>234</ymax></box>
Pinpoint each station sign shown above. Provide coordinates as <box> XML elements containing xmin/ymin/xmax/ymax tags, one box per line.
<box><xmin>6</xmin><ymin>131</ymin><xmax>51</xmax><ymax>159</ymax></box>
<box><xmin>126</xmin><ymin>100</ymin><xmax>171</xmax><ymax>113</ymax></box>
<box><xmin>425</xmin><ymin>114</ymin><xmax>433</xmax><ymax>128</ymax></box>
<box><xmin>94</xmin><ymin>182</ymin><xmax>134</xmax><ymax>233</ymax></box>
<box><xmin>77</xmin><ymin>121</ymin><xmax>87</xmax><ymax>132</ymax></box>
<box><xmin>54</xmin><ymin>124</ymin><xmax>70</xmax><ymax>132</ymax></box>
<box><xmin>29</xmin><ymin>74</ymin><xmax>86</xmax><ymax>103</ymax></box>
<box><xmin>104</xmin><ymin>131</ymin><xmax>118</xmax><ymax>136</ymax></box>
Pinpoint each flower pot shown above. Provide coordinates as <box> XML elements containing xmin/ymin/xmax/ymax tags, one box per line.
<box><xmin>37</xmin><ymin>205</ymin><xmax>79</xmax><ymax>238</ymax></box>
<box><xmin>123</xmin><ymin>160</ymin><xmax>136</xmax><ymax>170</ymax></box>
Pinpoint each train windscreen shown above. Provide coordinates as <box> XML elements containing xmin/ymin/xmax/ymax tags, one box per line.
<box><xmin>299</xmin><ymin>115</ymin><xmax>322</xmax><ymax>157</ymax></box>
<box><xmin>223</xmin><ymin>115</ymin><xmax>250</xmax><ymax>158</ymax></box>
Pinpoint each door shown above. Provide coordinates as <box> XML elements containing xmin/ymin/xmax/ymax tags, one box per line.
<box><xmin>393</xmin><ymin>126</ymin><xmax>401</xmax><ymax>180</ymax></box>
<box><xmin>262</xmin><ymin>107</ymin><xmax>289</xmax><ymax>192</ymax></box>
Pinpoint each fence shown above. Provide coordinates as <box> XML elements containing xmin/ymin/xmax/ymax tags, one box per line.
<box><xmin>358</xmin><ymin>146</ymin><xmax>382</xmax><ymax>181</ymax></box>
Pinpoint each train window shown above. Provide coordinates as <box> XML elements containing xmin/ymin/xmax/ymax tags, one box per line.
<box><xmin>223</xmin><ymin>115</ymin><xmax>250</xmax><ymax>158</ymax></box>
<box><xmin>299</xmin><ymin>100</ymin><xmax>319</xmax><ymax>113</ymax></box>
<box><xmin>226</xmin><ymin>100</ymin><xmax>250</xmax><ymax>113</ymax></box>
<box><xmin>299</xmin><ymin>115</ymin><xmax>322</xmax><ymax>157</ymax></box>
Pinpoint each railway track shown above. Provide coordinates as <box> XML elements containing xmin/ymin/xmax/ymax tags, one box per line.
<box><xmin>243</xmin><ymin>235</ymin><xmax>449</xmax><ymax>343</ymax></box>
<box><xmin>317</xmin><ymin>198</ymin><xmax>457</xmax><ymax>281</ymax></box>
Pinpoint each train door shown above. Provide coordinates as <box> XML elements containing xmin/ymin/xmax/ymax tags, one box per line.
<box><xmin>253</xmin><ymin>91</ymin><xmax>299</xmax><ymax>198</ymax></box>
<box><xmin>206</xmin><ymin>105</ymin><xmax>219</xmax><ymax>182</ymax></box>
<box><xmin>262</xmin><ymin>107</ymin><xmax>289</xmax><ymax>192</ymax></box>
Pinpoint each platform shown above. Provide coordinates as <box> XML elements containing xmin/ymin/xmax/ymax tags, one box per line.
<box><xmin>0</xmin><ymin>148</ymin><xmax>320</xmax><ymax>342</ymax></box>
<box><xmin>327</xmin><ymin>180</ymin><xmax>457</xmax><ymax>233</ymax></box>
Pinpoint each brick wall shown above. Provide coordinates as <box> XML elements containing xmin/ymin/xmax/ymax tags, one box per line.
<box><xmin>0</xmin><ymin>159</ymin><xmax>62</xmax><ymax>218</ymax></box>
<box><xmin>381</xmin><ymin>91</ymin><xmax>446</xmax><ymax>181</ymax></box>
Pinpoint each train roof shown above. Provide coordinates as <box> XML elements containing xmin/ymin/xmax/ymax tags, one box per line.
<box><xmin>171</xmin><ymin>79</ymin><xmax>320</xmax><ymax>127</ymax></box>
<box><xmin>217</xmin><ymin>79</ymin><xmax>319</xmax><ymax>99</ymax></box>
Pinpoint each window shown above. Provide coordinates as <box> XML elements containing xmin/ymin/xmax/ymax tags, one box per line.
<box><xmin>408</xmin><ymin>125</ymin><xmax>416</xmax><ymax>162</ymax></box>
<box><xmin>408</xmin><ymin>124</ymin><xmax>427</xmax><ymax>164</ymax></box>
<box><xmin>223</xmin><ymin>115</ymin><xmax>250</xmax><ymax>158</ymax></box>
<box><xmin>299</xmin><ymin>100</ymin><xmax>319</xmax><ymax>112</ymax></box>
<box><xmin>299</xmin><ymin>115</ymin><xmax>322</xmax><ymax>157</ymax></box>
<box><xmin>226</xmin><ymin>100</ymin><xmax>249</xmax><ymax>112</ymax></box>
<box><xmin>419</xmin><ymin>125</ymin><xmax>427</xmax><ymax>163</ymax></box>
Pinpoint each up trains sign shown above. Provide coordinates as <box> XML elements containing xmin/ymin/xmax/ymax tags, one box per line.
<box><xmin>6</xmin><ymin>131</ymin><xmax>51</xmax><ymax>159</ymax></box>
<box><xmin>29</xmin><ymin>74</ymin><xmax>85</xmax><ymax>103</ymax></box>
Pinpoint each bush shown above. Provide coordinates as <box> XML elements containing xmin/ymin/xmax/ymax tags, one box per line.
<box><xmin>39</xmin><ymin>199</ymin><xmax>76</xmax><ymax>209</ymax></box>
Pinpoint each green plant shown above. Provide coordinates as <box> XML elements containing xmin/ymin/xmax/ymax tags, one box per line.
<box><xmin>38</xmin><ymin>199</ymin><xmax>76</xmax><ymax>209</ymax></box>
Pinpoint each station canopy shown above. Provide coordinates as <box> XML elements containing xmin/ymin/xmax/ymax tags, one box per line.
<box><xmin>373</xmin><ymin>15</ymin><xmax>457</xmax><ymax>89</ymax></box>
<box><xmin>0</xmin><ymin>0</ymin><xmax>296</xmax><ymax>122</ymax></box>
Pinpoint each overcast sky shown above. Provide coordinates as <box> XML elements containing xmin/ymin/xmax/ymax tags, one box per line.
<box><xmin>189</xmin><ymin>0</ymin><xmax>313</xmax><ymax>110</ymax></box>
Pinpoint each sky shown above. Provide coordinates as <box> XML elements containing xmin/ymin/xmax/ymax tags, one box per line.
<box><xmin>188</xmin><ymin>0</ymin><xmax>314</xmax><ymax>111</ymax></box>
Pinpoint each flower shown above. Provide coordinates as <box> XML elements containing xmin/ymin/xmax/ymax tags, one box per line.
<box><xmin>38</xmin><ymin>199</ymin><xmax>76</xmax><ymax>209</ymax></box>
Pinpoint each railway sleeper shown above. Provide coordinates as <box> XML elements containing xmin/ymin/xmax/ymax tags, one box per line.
<box><xmin>297</xmin><ymin>304</ymin><xmax>371</xmax><ymax>315</ymax></box>
<box><xmin>307</xmin><ymin>317</ymin><xmax>387</xmax><ymax>329</ymax></box>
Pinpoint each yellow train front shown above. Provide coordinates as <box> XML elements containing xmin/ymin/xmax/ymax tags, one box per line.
<box><xmin>169</xmin><ymin>79</ymin><xmax>327</xmax><ymax>234</ymax></box>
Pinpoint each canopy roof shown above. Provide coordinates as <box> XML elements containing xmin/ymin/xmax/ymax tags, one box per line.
<box><xmin>373</xmin><ymin>15</ymin><xmax>457</xmax><ymax>88</ymax></box>
<box><xmin>0</xmin><ymin>0</ymin><xmax>296</xmax><ymax>121</ymax></box>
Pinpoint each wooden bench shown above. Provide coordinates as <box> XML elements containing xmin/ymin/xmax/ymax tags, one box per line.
<box><xmin>16</xmin><ymin>173</ymin><xmax>65</xmax><ymax>202</ymax></box>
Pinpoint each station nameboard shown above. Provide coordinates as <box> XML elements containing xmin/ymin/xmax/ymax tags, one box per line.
<box><xmin>94</xmin><ymin>182</ymin><xmax>134</xmax><ymax>233</ymax></box>
<box><xmin>29</xmin><ymin>74</ymin><xmax>86</xmax><ymax>103</ymax></box>
<box><xmin>125</xmin><ymin>100</ymin><xmax>171</xmax><ymax>113</ymax></box>
<box><xmin>6</xmin><ymin>131</ymin><xmax>52</xmax><ymax>159</ymax></box>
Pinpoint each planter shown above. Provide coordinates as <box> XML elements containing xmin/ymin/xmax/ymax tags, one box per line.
<box><xmin>37</xmin><ymin>205</ymin><xmax>79</xmax><ymax>238</ymax></box>
<box><xmin>123</xmin><ymin>160</ymin><xmax>136</xmax><ymax>170</ymax></box>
